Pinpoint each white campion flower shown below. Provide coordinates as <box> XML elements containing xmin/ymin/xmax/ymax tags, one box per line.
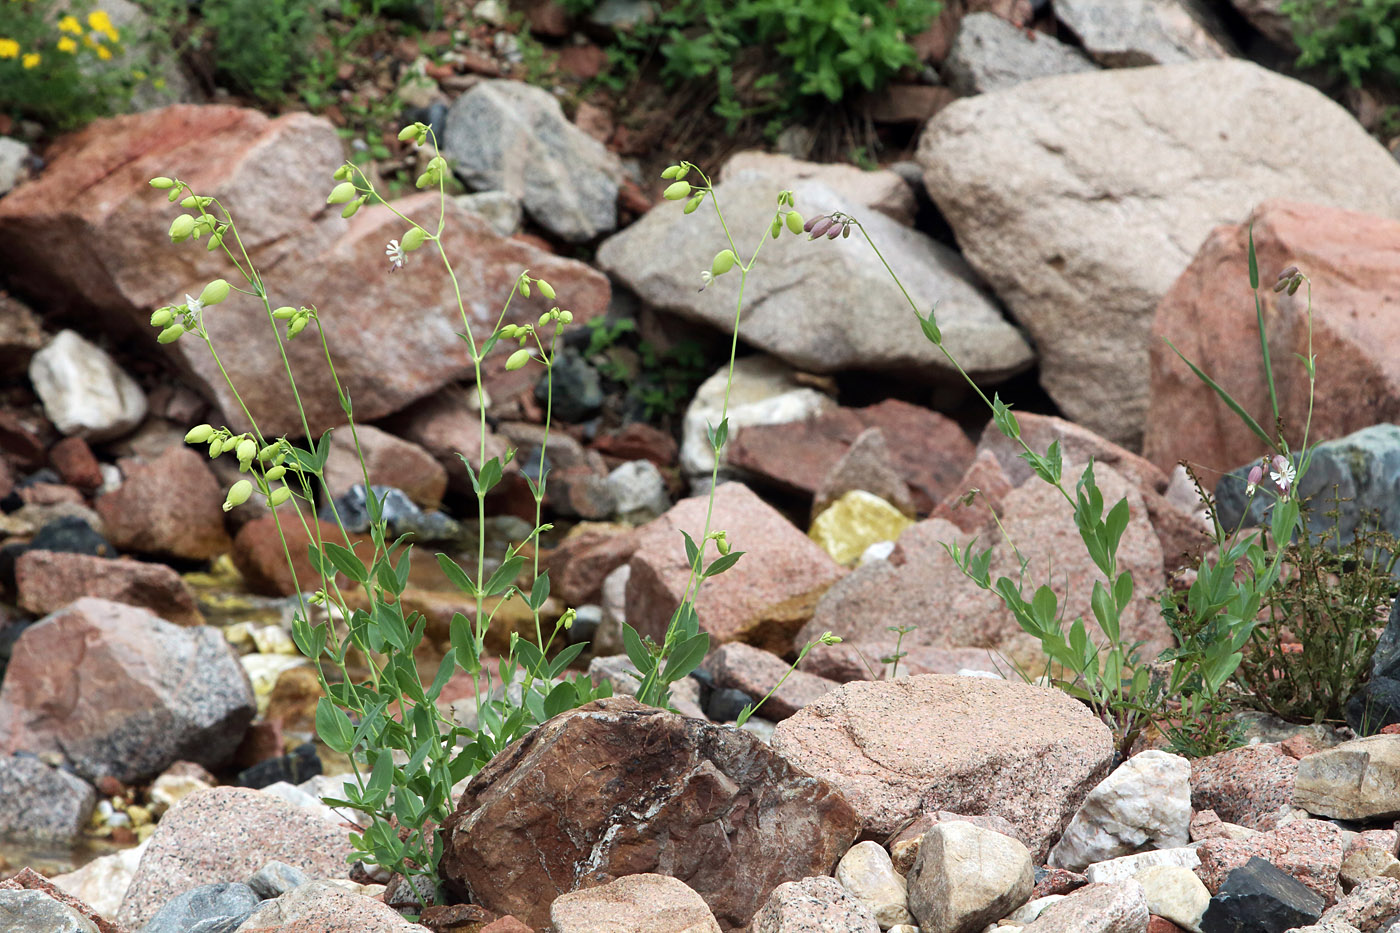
<box><xmin>184</xmin><ymin>294</ymin><xmax>204</xmax><ymax>315</ymax></box>
<box><xmin>385</xmin><ymin>239</ymin><xmax>407</xmax><ymax>273</ymax></box>
<box><xmin>1270</xmin><ymin>454</ymin><xmax>1296</xmax><ymax>494</ymax></box>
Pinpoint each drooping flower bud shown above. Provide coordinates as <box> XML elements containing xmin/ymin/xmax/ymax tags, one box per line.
<box><xmin>558</xmin><ymin>310</ymin><xmax>572</xmax><ymax>324</ymax></box>
<box><xmin>199</xmin><ymin>279</ymin><xmax>230</xmax><ymax>307</ymax></box>
<box><xmin>786</xmin><ymin>211</ymin><xmax>804</xmax><ymax>235</ymax></box>
<box><xmin>661</xmin><ymin>164</ymin><xmax>681</xmax><ymax>179</ymax></box>
<box><xmin>506</xmin><ymin>348</ymin><xmax>531</xmax><ymax>371</ymax></box>
<box><xmin>401</xmin><ymin>226</ymin><xmax>427</xmax><ymax>251</ymax></box>
<box><xmin>340</xmin><ymin>195</ymin><xmax>367</xmax><ymax>219</ymax></box>
<box><xmin>235</xmin><ymin>438</ymin><xmax>256</xmax><ymax>464</ymax></box>
<box><xmin>150</xmin><ymin>307</ymin><xmax>174</xmax><ymax>328</ymax></box>
<box><xmin>272</xmin><ymin>306</ymin><xmax>297</xmax><ymax>320</ymax></box>
<box><xmin>807</xmin><ymin>216</ymin><xmax>835</xmax><ymax>239</ymax></box>
<box><xmin>287</xmin><ymin>316</ymin><xmax>309</xmax><ymax>338</ymax></box>
<box><xmin>149</xmin><ymin>177</ymin><xmax>175</xmax><ymax>189</ymax></box>
<box><xmin>536</xmin><ymin>279</ymin><xmax>555</xmax><ymax>299</ymax></box>
<box><xmin>258</xmin><ymin>443</ymin><xmax>280</xmax><ymax>461</ymax></box>
<box><xmin>1277</xmin><ymin>265</ymin><xmax>1299</xmax><ymax>281</ymax></box>
<box><xmin>265</xmin><ymin>465</ymin><xmax>287</xmax><ymax>482</ymax></box>
<box><xmin>1245</xmin><ymin>464</ymin><xmax>1263</xmax><ymax>496</ymax></box>
<box><xmin>769</xmin><ymin>218</ymin><xmax>782</xmax><ymax>239</ymax></box>
<box><xmin>1287</xmin><ymin>276</ymin><xmax>1301</xmax><ymax>296</ymax></box>
<box><xmin>185</xmin><ymin>424</ymin><xmax>214</xmax><ymax>444</ymax></box>
<box><xmin>560</xmin><ymin>607</ymin><xmax>577</xmax><ymax>630</ymax></box>
<box><xmin>333</xmin><ymin>164</ymin><xmax>353</xmax><ymax>181</ymax></box>
<box><xmin>209</xmin><ymin>437</ymin><xmax>225</xmax><ymax>458</ymax></box>
<box><xmin>223</xmin><ymin>480</ymin><xmax>252</xmax><ymax>512</ymax></box>
<box><xmin>267</xmin><ymin>486</ymin><xmax>292</xmax><ymax>507</ymax></box>
<box><xmin>710</xmin><ymin>249</ymin><xmax>737</xmax><ymax>277</ymax></box>
<box><xmin>326</xmin><ymin>182</ymin><xmax>357</xmax><ymax>205</ymax></box>
<box><xmin>168</xmin><ymin>214</ymin><xmax>196</xmax><ymax>243</ymax></box>
<box><xmin>683</xmin><ymin>194</ymin><xmax>704</xmax><ymax>214</ymax></box>
<box><xmin>156</xmin><ymin>324</ymin><xmax>185</xmax><ymax>343</ymax></box>
<box><xmin>663</xmin><ymin>181</ymin><xmax>692</xmax><ymax>201</ymax></box>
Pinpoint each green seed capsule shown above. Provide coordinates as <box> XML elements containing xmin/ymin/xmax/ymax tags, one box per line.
<box><xmin>537</xmin><ymin>280</ymin><xmax>555</xmax><ymax>299</ymax></box>
<box><xmin>236</xmin><ymin>438</ymin><xmax>256</xmax><ymax>463</ymax></box>
<box><xmin>272</xmin><ymin>306</ymin><xmax>297</xmax><ymax>320</ymax></box>
<box><xmin>683</xmin><ymin>194</ymin><xmax>703</xmax><ymax>215</ymax></box>
<box><xmin>199</xmin><ymin>279</ymin><xmax>230</xmax><ymax>306</ymax></box>
<box><xmin>223</xmin><ymin>480</ymin><xmax>252</xmax><ymax>512</ymax></box>
<box><xmin>149</xmin><ymin>177</ymin><xmax>175</xmax><ymax>189</ymax></box>
<box><xmin>168</xmin><ymin>214</ymin><xmax>196</xmax><ymax>242</ymax></box>
<box><xmin>401</xmin><ymin>227</ymin><xmax>427</xmax><ymax>251</ymax></box>
<box><xmin>185</xmin><ymin>424</ymin><xmax>214</xmax><ymax>444</ymax></box>
<box><xmin>326</xmin><ymin>182</ymin><xmax>357</xmax><ymax>204</ymax></box>
<box><xmin>156</xmin><ymin>324</ymin><xmax>185</xmax><ymax>344</ymax></box>
<box><xmin>267</xmin><ymin>486</ymin><xmax>292</xmax><ymax>507</ymax></box>
<box><xmin>265</xmin><ymin>465</ymin><xmax>287</xmax><ymax>482</ymax></box>
<box><xmin>150</xmin><ymin>308</ymin><xmax>174</xmax><ymax>328</ymax></box>
<box><xmin>786</xmin><ymin>211</ymin><xmax>804</xmax><ymax>235</ymax></box>
<box><xmin>710</xmin><ymin>249</ymin><xmax>737</xmax><ymax>276</ymax></box>
<box><xmin>663</xmin><ymin>181</ymin><xmax>692</xmax><ymax>201</ymax></box>
<box><xmin>506</xmin><ymin>348</ymin><xmax>532</xmax><ymax>371</ymax></box>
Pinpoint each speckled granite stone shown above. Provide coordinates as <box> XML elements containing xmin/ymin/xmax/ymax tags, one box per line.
<box><xmin>1191</xmin><ymin>743</ymin><xmax>1298</xmax><ymax>831</ymax></box>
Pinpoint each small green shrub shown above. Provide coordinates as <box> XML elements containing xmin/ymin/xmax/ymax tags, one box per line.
<box><xmin>562</xmin><ymin>0</ymin><xmax>943</xmax><ymax>130</ymax></box>
<box><xmin>1284</xmin><ymin>0</ymin><xmax>1400</xmax><ymax>88</ymax></box>
<box><xmin>199</xmin><ymin>0</ymin><xmax>321</xmax><ymax>104</ymax></box>
<box><xmin>0</xmin><ymin>1</ymin><xmax>147</xmax><ymax>128</ymax></box>
<box><xmin>585</xmin><ymin>316</ymin><xmax>712</xmax><ymax>420</ymax></box>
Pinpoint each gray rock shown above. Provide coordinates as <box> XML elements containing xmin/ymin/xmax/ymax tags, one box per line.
<box><xmin>1055</xmin><ymin>0</ymin><xmax>1236</xmax><ymax>66</ymax></box>
<box><xmin>29</xmin><ymin>330</ymin><xmax>147</xmax><ymax>441</ymax></box>
<box><xmin>606</xmin><ymin>460</ymin><xmax>670</xmax><ymax>523</ymax></box>
<box><xmin>586</xmin><ymin>654</ymin><xmax>705</xmax><ymax>719</ymax></box>
<box><xmin>1022</xmin><ymin>880</ymin><xmax>1150</xmax><ymax>933</ymax></box>
<box><xmin>597</xmin><ymin>153</ymin><xmax>1033</xmax><ymax>382</ymax></box>
<box><xmin>454</xmin><ymin>190</ymin><xmax>523</xmax><ymax>237</ymax></box>
<box><xmin>442</xmin><ymin>80</ymin><xmax>622</xmax><ymax>242</ymax></box>
<box><xmin>751</xmin><ymin>875</ymin><xmax>880</xmax><ymax>933</ymax></box>
<box><xmin>138</xmin><ymin>882</ymin><xmax>260</xmax><ymax>933</ymax></box>
<box><xmin>907</xmin><ymin>820</ymin><xmax>1034</xmax><ymax>933</ymax></box>
<box><xmin>1215</xmin><ymin>423</ymin><xmax>1400</xmax><ymax>550</ymax></box>
<box><xmin>1229</xmin><ymin>0</ymin><xmax>1295</xmax><ymax>48</ymax></box>
<box><xmin>0</xmin><ymin>755</ymin><xmax>96</xmax><ymax>844</ymax></box>
<box><xmin>0</xmin><ymin>889</ymin><xmax>99</xmax><ymax>933</ymax></box>
<box><xmin>1293</xmin><ymin>735</ymin><xmax>1400</xmax><ymax>821</ymax></box>
<box><xmin>943</xmin><ymin>13</ymin><xmax>1096</xmax><ymax>95</ymax></box>
<box><xmin>918</xmin><ymin>60</ymin><xmax>1400</xmax><ymax>446</ymax></box>
<box><xmin>0</xmin><ymin>138</ymin><xmax>30</xmax><ymax>197</ymax></box>
<box><xmin>1049</xmin><ymin>750</ymin><xmax>1193</xmax><ymax>872</ymax></box>
<box><xmin>324</xmin><ymin>484</ymin><xmax>462</xmax><ymax>543</ymax></box>
<box><xmin>1347</xmin><ymin>595</ymin><xmax>1400</xmax><ymax>733</ymax></box>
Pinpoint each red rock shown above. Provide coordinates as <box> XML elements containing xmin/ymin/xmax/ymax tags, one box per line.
<box><xmin>575</xmin><ymin>101</ymin><xmax>614</xmax><ymax>145</ymax></box>
<box><xmin>232</xmin><ymin>516</ymin><xmax>353</xmax><ymax>597</ymax></box>
<box><xmin>440</xmin><ymin>697</ymin><xmax>859</xmax><ymax>931</ymax></box>
<box><xmin>770</xmin><ymin>674</ymin><xmax>1114</xmax><ymax>860</ymax></box>
<box><xmin>887</xmin><ymin>810</ymin><xmax>1030</xmax><ymax>874</ymax></box>
<box><xmin>96</xmin><ymin>446</ymin><xmax>230</xmax><ymax>560</ymax></box>
<box><xmin>1189</xmin><ymin>809</ymin><xmax>1256</xmax><ymax>843</ymax></box>
<box><xmin>624</xmin><ymin>482</ymin><xmax>845</xmax><ymax>653</ymax></box>
<box><xmin>550</xmin><ymin>873</ymin><xmax>721</xmax><ymax>932</ymax></box>
<box><xmin>543</xmin><ymin>523</ymin><xmax>638</xmax><ymax>606</ymax></box>
<box><xmin>481</xmin><ymin>918</ymin><xmax>533</xmax><ymax>933</ymax></box>
<box><xmin>728</xmin><ymin>399</ymin><xmax>975</xmax><ymax>514</ymax></box>
<box><xmin>1382</xmin><ymin>724</ymin><xmax>1400</xmax><ymax>735</ymax></box>
<box><xmin>49</xmin><ymin>436</ymin><xmax>102</xmax><ymax>491</ymax></box>
<box><xmin>701</xmin><ymin>642</ymin><xmax>838</xmax><ymax>720</ymax></box>
<box><xmin>117</xmin><ymin>787</ymin><xmax>356</xmax><ymax>927</ymax></box>
<box><xmin>929</xmin><ymin>447</ymin><xmax>1014</xmax><ymax>533</ymax></box>
<box><xmin>557</xmin><ymin>45</ymin><xmax>607</xmax><ymax>80</ymax></box>
<box><xmin>1032</xmin><ymin>866</ymin><xmax>1090</xmax><ymax>899</ymax></box>
<box><xmin>1146</xmin><ymin>200</ymin><xmax>1400</xmax><ymax>476</ymax></box>
<box><xmin>417</xmin><ymin>903</ymin><xmax>499</xmax><ymax>932</ymax></box>
<box><xmin>1282</xmin><ymin>734</ymin><xmax>1323</xmax><ymax>760</ymax></box>
<box><xmin>0</xmin><ymin>292</ymin><xmax>46</xmax><ymax>373</ymax></box>
<box><xmin>265</xmin><ymin>664</ymin><xmax>324</xmax><ymax>733</ymax></box>
<box><xmin>203</xmin><ymin>879</ymin><xmax>415</xmax><ymax>933</ymax></box>
<box><xmin>0</xmin><ymin>407</ymin><xmax>48</xmax><ymax>471</ymax></box>
<box><xmin>0</xmin><ymin>105</ymin><xmax>608</xmax><ymax>437</ymax></box>
<box><xmin>591</xmin><ymin>422</ymin><xmax>678</xmax><ymax>469</ymax></box>
<box><xmin>1023</xmin><ymin>882</ymin><xmax>1149</xmax><ymax>932</ymax></box>
<box><xmin>1148</xmin><ymin>916</ymin><xmax>1188</xmax><ymax>933</ymax></box>
<box><xmin>233</xmin><ymin>719</ymin><xmax>284</xmax><ymax>769</ymax></box>
<box><xmin>323</xmin><ymin>423</ymin><xmax>447</xmax><ymax>509</ymax></box>
<box><xmin>18</xmin><ymin>482</ymin><xmax>83</xmax><ymax>506</ymax></box>
<box><xmin>0</xmin><ymin>867</ymin><xmax>124</xmax><ymax>933</ymax></box>
<box><xmin>0</xmin><ymin>455</ymin><xmax>13</xmax><ymax>500</ymax></box>
<box><xmin>799</xmin><ymin>641</ymin><xmax>1008</xmax><ymax>682</ymax></box>
<box><xmin>1194</xmin><ymin>818</ymin><xmax>1344</xmax><ymax>905</ymax></box>
<box><xmin>867</xmin><ymin>84</ymin><xmax>957</xmax><ymax>124</ymax></box>
<box><xmin>523</xmin><ymin>0</ymin><xmax>570</xmax><ymax>36</ymax></box>
<box><xmin>0</xmin><ymin>597</ymin><xmax>255</xmax><ymax>784</ymax></box>
<box><xmin>812</xmin><ymin>426</ymin><xmax>915</xmax><ymax>519</ymax></box>
<box><xmin>15</xmin><ymin>549</ymin><xmax>204</xmax><ymax>626</ymax></box>
<box><xmin>1323</xmin><ymin>876</ymin><xmax>1400</xmax><ymax>930</ymax></box>
<box><xmin>1191</xmin><ymin>743</ymin><xmax>1298</xmax><ymax>831</ymax></box>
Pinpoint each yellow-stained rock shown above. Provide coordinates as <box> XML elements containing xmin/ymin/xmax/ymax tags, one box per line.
<box><xmin>809</xmin><ymin>490</ymin><xmax>914</xmax><ymax>566</ymax></box>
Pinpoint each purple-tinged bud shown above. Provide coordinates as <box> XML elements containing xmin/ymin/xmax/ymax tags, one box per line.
<box><xmin>808</xmin><ymin>217</ymin><xmax>835</xmax><ymax>238</ymax></box>
<box><xmin>1287</xmin><ymin>276</ymin><xmax>1301</xmax><ymax>296</ymax></box>
<box><xmin>1277</xmin><ymin>265</ymin><xmax>1299</xmax><ymax>281</ymax></box>
<box><xmin>803</xmin><ymin>214</ymin><xmax>822</xmax><ymax>233</ymax></box>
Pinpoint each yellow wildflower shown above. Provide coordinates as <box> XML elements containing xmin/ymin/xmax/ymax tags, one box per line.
<box><xmin>21</xmin><ymin>51</ymin><xmax>38</xmax><ymax>68</ymax></box>
<box><xmin>88</xmin><ymin>10</ymin><xmax>119</xmax><ymax>42</ymax></box>
<box><xmin>57</xmin><ymin>36</ymin><xmax>76</xmax><ymax>52</ymax></box>
<box><xmin>0</xmin><ymin>38</ymin><xmax>18</xmax><ymax>59</ymax></box>
<box><xmin>96</xmin><ymin>44</ymin><xmax>111</xmax><ymax>60</ymax></box>
<box><xmin>58</xmin><ymin>15</ymin><xmax>81</xmax><ymax>34</ymax></box>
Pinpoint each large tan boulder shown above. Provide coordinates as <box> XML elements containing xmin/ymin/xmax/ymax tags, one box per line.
<box><xmin>918</xmin><ymin>60</ymin><xmax>1400</xmax><ymax>447</ymax></box>
<box><xmin>1145</xmin><ymin>200</ymin><xmax>1400</xmax><ymax>475</ymax></box>
<box><xmin>770</xmin><ymin>675</ymin><xmax>1114</xmax><ymax>859</ymax></box>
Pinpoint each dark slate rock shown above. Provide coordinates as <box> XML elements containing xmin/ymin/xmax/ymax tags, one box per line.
<box><xmin>1215</xmin><ymin>423</ymin><xmax>1400</xmax><ymax>551</ymax></box>
<box><xmin>1200</xmin><ymin>857</ymin><xmax>1326</xmax><ymax>933</ymax></box>
<box><xmin>0</xmin><ymin>889</ymin><xmax>100</xmax><ymax>932</ymax></box>
<box><xmin>137</xmin><ymin>882</ymin><xmax>260</xmax><ymax>933</ymax></box>
<box><xmin>235</xmin><ymin>742</ymin><xmax>321</xmax><ymax>790</ymax></box>
<box><xmin>704</xmin><ymin>686</ymin><xmax>754</xmax><ymax>723</ymax></box>
<box><xmin>323</xmin><ymin>484</ymin><xmax>461</xmax><ymax>542</ymax></box>
<box><xmin>535</xmin><ymin>349</ymin><xmax>603</xmax><ymax>423</ymax></box>
<box><xmin>1346</xmin><ymin>594</ymin><xmax>1400</xmax><ymax>733</ymax></box>
<box><xmin>0</xmin><ymin>754</ymin><xmax>95</xmax><ymax>844</ymax></box>
<box><xmin>245</xmin><ymin>860</ymin><xmax>310</xmax><ymax>900</ymax></box>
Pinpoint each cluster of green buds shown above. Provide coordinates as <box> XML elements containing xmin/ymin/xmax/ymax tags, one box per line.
<box><xmin>398</xmin><ymin>121</ymin><xmax>430</xmax><ymax>147</ymax></box>
<box><xmin>709</xmin><ymin>529</ymin><xmax>731</xmax><ymax>556</ymax></box>
<box><xmin>151</xmin><ymin>179</ymin><xmax>230</xmax><ymax>252</ymax></box>
<box><xmin>186</xmin><ymin>424</ymin><xmax>295</xmax><ymax>511</ymax></box>
<box><xmin>559</xmin><ymin>607</ymin><xmax>577</xmax><ymax>631</ymax></box>
<box><xmin>148</xmin><ymin>279</ymin><xmax>231</xmax><ymax>344</ymax></box>
<box><xmin>661</xmin><ymin>162</ymin><xmax>707</xmax><ymax>215</ymax></box>
<box><xmin>327</xmin><ymin>166</ymin><xmax>370</xmax><ymax>219</ymax></box>
<box><xmin>415</xmin><ymin>154</ymin><xmax>448</xmax><ymax>191</ymax></box>
<box><xmin>768</xmin><ymin>190</ymin><xmax>804</xmax><ymax>239</ymax></box>
<box><xmin>1274</xmin><ymin>264</ymin><xmax>1305</xmax><ymax>296</ymax></box>
<box><xmin>272</xmin><ymin>305</ymin><xmax>315</xmax><ymax>339</ymax></box>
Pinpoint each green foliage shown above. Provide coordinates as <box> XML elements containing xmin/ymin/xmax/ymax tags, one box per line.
<box><xmin>1284</xmin><ymin>0</ymin><xmax>1400</xmax><ymax>88</ymax></box>
<box><xmin>1233</xmin><ymin>501</ymin><xmax>1399</xmax><ymax>724</ymax></box>
<box><xmin>584</xmin><ymin>316</ymin><xmax>712</xmax><ymax>420</ymax></box>
<box><xmin>0</xmin><ymin>0</ymin><xmax>148</xmax><ymax>128</ymax></box>
<box><xmin>199</xmin><ymin>0</ymin><xmax>321</xmax><ymax>103</ymax></box>
<box><xmin>562</xmin><ymin>0</ymin><xmax>943</xmax><ymax>130</ymax></box>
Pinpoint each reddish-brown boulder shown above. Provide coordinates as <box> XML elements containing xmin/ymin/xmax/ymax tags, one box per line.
<box><xmin>727</xmin><ymin>399</ymin><xmax>975</xmax><ymax>514</ymax></box>
<box><xmin>322</xmin><ymin>422</ymin><xmax>447</xmax><ymax>509</ymax></box>
<box><xmin>384</xmin><ymin>389</ymin><xmax>513</xmax><ymax>495</ymax></box>
<box><xmin>1191</xmin><ymin>743</ymin><xmax>1299</xmax><ymax>831</ymax></box>
<box><xmin>0</xmin><ymin>105</ymin><xmax>609</xmax><ymax>437</ymax></box>
<box><xmin>1146</xmin><ymin>200</ymin><xmax>1400</xmax><ymax>476</ymax></box>
<box><xmin>96</xmin><ymin>445</ymin><xmax>230</xmax><ymax>560</ymax></box>
<box><xmin>543</xmin><ymin>522</ymin><xmax>638</xmax><ymax>606</ymax></box>
<box><xmin>591</xmin><ymin>422</ymin><xmax>679</xmax><ymax>469</ymax></box>
<box><xmin>770</xmin><ymin>675</ymin><xmax>1113</xmax><ymax>861</ymax></box>
<box><xmin>439</xmin><ymin>697</ymin><xmax>860</xmax><ymax>931</ymax></box>
<box><xmin>15</xmin><ymin>549</ymin><xmax>203</xmax><ymax>626</ymax></box>
<box><xmin>1193</xmin><ymin>818</ymin><xmax>1344</xmax><ymax>905</ymax></box>
<box><xmin>624</xmin><ymin>482</ymin><xmax>845</xmax><ymax>653</ymax></box>
<box><xmin>701</xmin><ymin>642</ymin><xmax>838</xmax><ymax>720</ymax></box>
<box><xmin>48</xmin><ymin>436</ymin><xmax>103</xmax><ymax>492</ymax></box>
<box><xmin>0</xmin><ymin>598</ymin><xmax>254</xmax><ymax>783</ymax></box>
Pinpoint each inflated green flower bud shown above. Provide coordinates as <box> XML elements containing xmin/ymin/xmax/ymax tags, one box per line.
<box><xmin>663</xmin><ymin>181</ymin><xmax>692</xmax><ymax>201</ymax></box>
<box><xmin>398</xmin><ymin>124</ymin><xmax>421</xmax><ymax>142</ymax></box>
<box><xmin>521</xmin><ymin>282</ymin><xmax>531</xmax><ymax>298</ymax></box>
<box><xmin>199</xmin><ymin>279</ymin><xmax>230</xmax><ymax>307</ymax></box>
<box><xmin>258</xmin><ymin>443</ymin><xmax>280</xmax><ymax>462</ymax></box>
<box><xmin>149</xmin><ymin>177</ymin><xmax>175</xmax><ymax>189</ymax></box>
<box><xmin>169</xmin><ymin>214</ymin><xmax>196</xmax><ymax>243</ymax></box>
<box><xmin>205</xmin><ymin>232</ymin><xmax>224</xmax><ymax>251</ymax></box>
<box><xmin>168</xmin><ymin>189</ymin><xmax>182</xmax><ymax>203</ymax></box>
<box><xmin>287</xmin><ymin>316</ymin><xmax>309</xmax><ymax>338</ymax></box>
<box><xmin>223</xmin><ymin>480</ymin><xmax>252</xmax><ymax>512</ymax></box>
<box><xmin>265</xmin><ymin>465</ymin><xmax>287</xmax><ymax>482</ymax></box>
<box><xmin>150</xmin><ymin>307</ymin><xmax>174</xmax><ymax>328</ymax></box>
<box><xmin>560</xmin><ymin>607</ymin><xmax>577</xmax><ymax>630</ymax></box>
<box><xmin>710</xmin><ymin>249</ymin><xmax>737</xmax><ymax>277</ymax></box>
<box><xmin>769</xmin><ymin>218</ymin><xmax>781</xmax><ymax>240</ymax></box>
<box><xmin>559</xmin><ymin>310</ymin><xmax>573</xmax><ymax>325</ymax></box>
<box><xmin>661</xmin><ymin>164</ymin><xmax>681</xmax><ymax>179</ymax></box>
<box><xmin>326</xmin><ymin>182</ymin><xmax>357</xmax><ymax>205</ymax></box>
<box><xmin>340</xmin><ymin>195</ymin><xmax>367</xmax><ymax>219</ymax></box>
<box><xmin>401</xmin><ymin>227</ymin><xmax>427</xmax><ymax>251</ymax></box>
<box><xmin>272</xmin><ymin>306</ymin><xmax>297</xmax><ymax>320</ymax></box>
<box><xmin>506</xmin><ymin>348</ymin><xmax>531</xmax><ymax>371</ymax></box>
<box><xmin>208</xmin><ymin>437</ymin><xmax>225</xmax><ymax>457</ymax></box>
<box><xmin>185</xmin><ymin>424</ymin><xmax>214</xmax><ymax>444</ymax></box>
<box><xmin>786</xmin><ymin>210</ymin><xmax>804</xmax><ymax>235</ymax></box>
<box><xmin>537</xmin><ymin>279</ymin><xmax>555</xmax><ymax>299</ymax></box>
<box><xmin>235</xmin><ymin>438</ymin><xmax>256</xmax><ymax>464</ymax></box>
<box><xmin>156</xmin><ymin>324</ymin><xmax>185</xmax><ymax>344</ymax></box>
<box><xmin>267</xmin><ymin>486</ymin><xmax>292</xmax><ymax>507</ymax></box>
<box><xmin>333</xmin><ymin>164</ymin><xmax>352</xmax><ymax>181</ymax></box>
<box><xmin>683</xmin><ymin>194</ymin><xmax>703</xmax><ymax>215</ymax></box>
